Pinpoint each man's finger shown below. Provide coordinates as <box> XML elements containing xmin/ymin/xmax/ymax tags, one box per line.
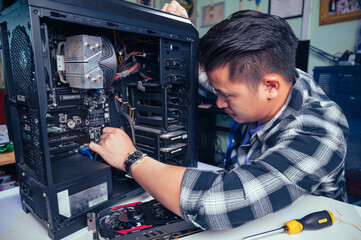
<box><xmin>169</xmin><ymin>0</ymin><xmax>188</xmax><ymax>18</ymax></box>
<box><xmin>100</xmin><ymin>133</ymin><xmax>109</xmax><ymax>141</ymax></box>
<box><xmin>89</xmin><ymin>141</ymin><xmax>103</xmax><ymax>155</ymax></box>
<box><xmin>168</xmin><ymin>0</ymin><xmax>177</xmax><ymax>13</ymax></box>
<box><xmin>161</xmin><ymin>2</ymin><xmax>169</xmax><ymax>12</ymax></box>
<box><xmin>180</xmin><ymin>8</ymin><xmax>188</xmax><ymax>18</ymax></box>
<box><xmin>101</xmin><ymin>127</ymin><xmax>111</xmax><ymax>133</ymax></box>
<box><xmin>102</xmin><ymin>127</ymin><xmax>117</xmax><ymax>133</ymax></box>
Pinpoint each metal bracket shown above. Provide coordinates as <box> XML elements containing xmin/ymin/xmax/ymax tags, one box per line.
<box><xmin>87</xmin><ymin>212</ymin><xmax>99</xmax><ymax>240</ymax></box>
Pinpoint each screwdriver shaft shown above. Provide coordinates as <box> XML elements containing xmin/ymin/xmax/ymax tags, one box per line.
<box><xmin>242</xmin><ymin>226</ymin><xmax>287</xmax><ymax>240</ymax></box>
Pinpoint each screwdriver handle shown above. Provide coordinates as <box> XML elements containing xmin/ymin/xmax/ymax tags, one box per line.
<box><xmin>284</xmin><ymin>210</ymin><xmax>334</xmax><ymax>235</ymax></box>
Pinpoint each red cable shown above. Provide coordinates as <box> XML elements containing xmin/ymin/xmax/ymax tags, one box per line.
<box><xmin>116</xmin><ymin>224</ymin><xmax>153</xmax><ymax>234</ymax></box>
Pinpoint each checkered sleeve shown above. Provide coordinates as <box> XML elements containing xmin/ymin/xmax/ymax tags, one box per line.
<box><xmin>180</xmin><ymin>119</ymin><xmax>347</xmax><ymax>230</ymax></box>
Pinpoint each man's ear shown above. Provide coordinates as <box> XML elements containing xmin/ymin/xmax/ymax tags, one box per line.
<box><xmin>262</xmin><ymin>74</ymin><xmax>282</xmax><ymax>100</ymax></box>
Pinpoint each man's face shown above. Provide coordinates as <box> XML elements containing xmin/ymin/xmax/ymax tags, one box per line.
<box><xmin>207</xmin><ymin>66</ymin><xmax>269</xmax><ymax>124</ymax></box>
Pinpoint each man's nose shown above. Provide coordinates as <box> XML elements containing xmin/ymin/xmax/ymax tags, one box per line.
<box><xmin>216</xmin><ymin>94</ymin><xmax>228</xmax><ymax>108</ymax></box>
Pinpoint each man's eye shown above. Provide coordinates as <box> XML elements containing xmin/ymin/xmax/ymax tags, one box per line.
<box><xmin>218</xmin><ymin>92</ymin><xmax>228</xmax><ymax>97</ymax></box>
<box><xmin>216</xmin><ymin>90</ymin><xmax>230</xmax><ymax>98</ymax></box>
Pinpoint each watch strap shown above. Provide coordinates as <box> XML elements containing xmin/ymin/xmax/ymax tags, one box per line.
<box><xmin>125</xmin><ymin>150</ymin><xmax>147</xmax><ymax>177</ymax></box>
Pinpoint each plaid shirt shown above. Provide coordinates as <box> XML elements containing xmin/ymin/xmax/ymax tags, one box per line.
<box><xmin>180</xmin><ymin>69</ymin><xmax>349</xmax><ymax>230</ymax></box>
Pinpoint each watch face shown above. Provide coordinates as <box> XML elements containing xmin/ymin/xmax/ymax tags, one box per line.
<box><xmin>129</xmin><ymin>151</ymin><xmax>142</xmax><ymax>161</ymax></box>
<box><xmin>126</xmin><ymin>151</ymin><xmax>145</xmax><ymax>176</ymax></box>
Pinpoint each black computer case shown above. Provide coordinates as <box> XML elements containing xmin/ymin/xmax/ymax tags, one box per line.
<box><xmin>0</xmin><ymin>0</ymin><xmax>198</xmax><ymax>239</ymax></box>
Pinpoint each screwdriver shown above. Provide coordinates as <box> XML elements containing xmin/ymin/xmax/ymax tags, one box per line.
<box><xmin>243</xmin><ymin>210</ymin><xmax>334</xmax><ymax>240</ymax></box>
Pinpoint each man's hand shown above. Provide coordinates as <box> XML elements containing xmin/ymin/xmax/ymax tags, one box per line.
<box><xmin>161</xmin><ymin>0</ymin><xmax>188</xmax><ymax>18</ymax></box>
<box><xmin>89</xmin><ymin>128</ymin><xmax>186</xmax><ymax>217</ymax></box>
<box><xmin>89</xmin><ymin>127</ymin><xmax>136</xmax><ymax>171</ymax></box>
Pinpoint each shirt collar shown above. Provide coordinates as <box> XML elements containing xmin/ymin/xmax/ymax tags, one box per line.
<box><xmin>255</xmin><ymin>69</ymin><xmax>306</xmax><ymax>141</ymax></box>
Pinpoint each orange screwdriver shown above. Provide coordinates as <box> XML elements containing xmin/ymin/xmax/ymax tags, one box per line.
<box><xmin>243</xmin><ymin>210</ymin><xmax>334</xmax><ymax>240</ymax></box>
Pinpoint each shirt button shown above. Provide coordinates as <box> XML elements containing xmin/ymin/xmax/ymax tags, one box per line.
<box><xmin>232</xmin><ymin>139</ymin><xmax>235</xmax><ymax>143</ymax></box>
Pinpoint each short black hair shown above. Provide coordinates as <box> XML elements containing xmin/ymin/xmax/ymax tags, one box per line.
<box><xmin>199</xmin><ymin>10</ymin><xmax>298</xmax><ymax>89</ymax></box>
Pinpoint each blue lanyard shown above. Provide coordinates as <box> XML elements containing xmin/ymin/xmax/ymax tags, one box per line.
<box><xmin>226</xmin><ymin>121</ymin><xmax>264</xmax><ymax>166</ymax></box>
<box><xmin>244</xmin><ymin>147</ymin><xmax>254</xmax><ymax>164</ymax></box>
<box><xmin>244</xmin><ymin>121</ymin><xmax>263</xmax><ymax>164</ymax></box>
<box><xmin>224</xmin><ymin>120</ymin><xmax>239</xmax><ymax>166</ymax></box>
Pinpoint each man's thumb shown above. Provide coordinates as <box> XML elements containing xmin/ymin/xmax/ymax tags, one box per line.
<box><xmin>89</xmin><ymin>142</ymin><xmax>102</xmax><ymax>155</ymax></box>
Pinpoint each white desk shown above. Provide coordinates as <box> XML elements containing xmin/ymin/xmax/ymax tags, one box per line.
<box><xmin>1</xmin><ymin>163</ymin><xmax>361</xmax><ymax>240</ymax></box>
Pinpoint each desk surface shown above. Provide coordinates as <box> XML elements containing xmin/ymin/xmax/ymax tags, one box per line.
<box><xmin>0</xmin><ymin>151</ymin><xmax>15</xmax><ymax>166</ymax></box>
<box><xmin>1</xmin><ymin>163</ymin><xmax>361</xmax><ymax>240</ymax></box>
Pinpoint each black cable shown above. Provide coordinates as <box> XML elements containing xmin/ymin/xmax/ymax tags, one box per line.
<box><xmin>120</xmin><ymin>110</ymin><xmax>136</xmax><ymax>145</ymax></box>
<box><xmin>309</xmin><ymin>45</ymin><xmax>341</xmax><ymax>63</ymax></box>
<box><xmin>310</xmin><ymin>45</ymin><xmax>334</xmax><ymax>58</ymax></box>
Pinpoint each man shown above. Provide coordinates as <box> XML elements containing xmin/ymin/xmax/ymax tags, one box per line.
<box><xmin>89</xmin><ymin>1</ymin><xmax>349</xmax><ymax>230</ymax></box>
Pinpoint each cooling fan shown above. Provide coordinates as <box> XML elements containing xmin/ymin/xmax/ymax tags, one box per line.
<box><xmin>96</xmin><ymin>200</ymin><xmax>184</xmax><ymax>239</ymax></box>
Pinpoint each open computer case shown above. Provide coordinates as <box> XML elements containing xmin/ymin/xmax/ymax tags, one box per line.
<box><xmin>0</xmin><ymin>0</ymin><xmax>198</xmax><ymax>239</ymax></box>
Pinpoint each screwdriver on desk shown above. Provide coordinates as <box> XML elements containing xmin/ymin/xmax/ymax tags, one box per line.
<box><xmin>242</xmin><ymin>210</ymin><xmax>334</xmax><ymax>240</ymax></box>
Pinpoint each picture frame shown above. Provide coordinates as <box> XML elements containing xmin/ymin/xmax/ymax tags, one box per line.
<box><xmin>269</xmin><ymin>0</ymin><xmax>304</xmax><ymax>19</ymax></box>
<box><xmin>319</xmin><ymin>0</ymin><xmax>361</xmax><ymax>25</ymax></box>
<box><xmin>200</xmin><ymin>2</ymin><xmax>225</xmax><ymax>28</ymax></box>
<box><xmin>136</xmin><ymin>0</ymin><xmax>155</xmax><ymax>8</ymax></box>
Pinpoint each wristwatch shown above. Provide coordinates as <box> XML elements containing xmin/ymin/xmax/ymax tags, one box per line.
<box><xmin>124</xmin><ymin>150</ymin><xmax>147</xmax><ymax>177</ymax></box>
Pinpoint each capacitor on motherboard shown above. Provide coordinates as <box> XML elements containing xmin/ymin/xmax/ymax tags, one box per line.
<box><xmin>67</xmin><ymin>119</ymin><xmax>76</xmax><ymax>129</ymax></box>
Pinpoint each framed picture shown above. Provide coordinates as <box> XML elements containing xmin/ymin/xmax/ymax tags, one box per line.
<box><xmin>136</xmin><ymin>0</ymin><xmax>155</xmax><ymax>8</ymax></box>
<box><xmin>319</xmin><ymin>0</ymin><xmax>361</xmax><ymax>25</ymax></box>
<box><xmin>200</xmin><ymin>2</ymin><xmax>225</xmax><ymax>28</ymax></box>
<box><xmin>269</xmin><ymin>0</ymin><xmax>304</xmax><ymax>19</ymax></box>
